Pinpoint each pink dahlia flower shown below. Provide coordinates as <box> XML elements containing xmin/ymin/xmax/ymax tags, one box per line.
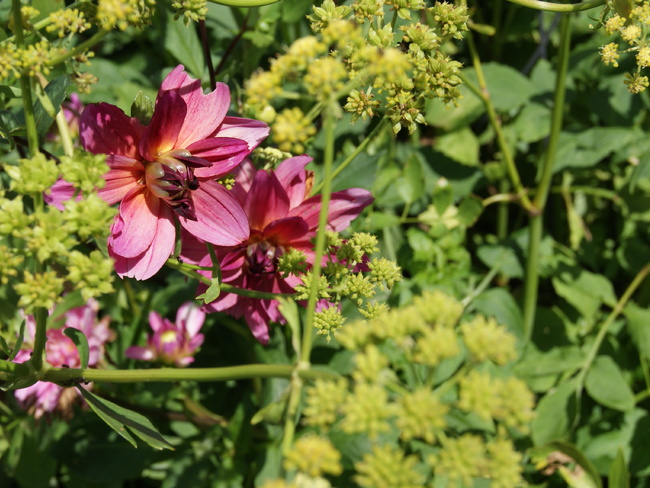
<box><xmin>182</xmin><ymin>156</ymin><xmax>374</xmax><ymax>344</ymax></box>
<box><xmin>125</xmin><ymin>302</ymin><xmax>205</xmax><ymax>367</ymax></box>
<box><xmin>49</xmin><ymin>65</ymin><xmax>269</xmax><ymax>280</ymax></box>
<box><xmin>13</xmin><ymin>299</ymin><xmax>113</xmax><ymax>419</ymax></box>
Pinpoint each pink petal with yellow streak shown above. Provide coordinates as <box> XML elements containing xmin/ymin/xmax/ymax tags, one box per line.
<box><xmin>139</xmin><ymin>91</ymin><xmax>187</xmax><ymax>161</ymax></box>
<box><xmin>178</xmin><ymin>180</ymin><xmax>249</xmax><ymax>246</ymax></box>
<box><xmin>80</xmin><ymin>103</ymin><xmax>145</xmax><ymax>159</ymax></box>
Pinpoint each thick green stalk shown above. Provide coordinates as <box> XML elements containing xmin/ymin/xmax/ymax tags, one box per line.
<box><xmin>505</xmin><ymin>0</ymin><xmax>604</xmax><ymax>12</ymax></box>
<box><xmin>463</xmin><ymin>31</ymin><xmax>535</xmax><ymax>214</ymax></box>
<box><xmin>522</xmin><ymin>14</ymin><xmax>571</xmax><ymax>340</ymax></box>
<box><xmin>55</xmin><ymin>105</ymin><xmax>75</xmax><ymax>157</ymax></box>
<box><xmin>301</xmin><ymin>104</ymin><xmax>335</xmax><ymax>363</ymax></box>
<box><xmin>41</xmin><ymin>364</ymin><xmax>339</xmax><ymax>384</ymax></box>
<box><xmin>207</xmin><ymin>0</ymin><xmax>280</xmax><ymax>6</ymax></box>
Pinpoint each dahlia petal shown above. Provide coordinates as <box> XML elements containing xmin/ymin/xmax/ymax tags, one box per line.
<box><xmin>177</xmin><ymin>84</ymin><xmax>230</xmax><ymax>148</ymax></box>
<box><xmin>80</xmin><ymin>103</ymin><xmax>145</xmax><ymax>159</ymax></box>
<box><xmin>140</xmin><ymin>91</ymin><xmax>187</xmax><ymax>160</ymax></box>
<box><xmin>98</xmin><ymin>156</ymin><xmax>144</xmax><ymax>205</ymax></box>
<box><xmin>230</xmin><ymin>159</ymin><xmax>256</xmax><ymax>203</ymax></box>
<box><xmin>109</xmin><ymin>200</ymin><xmax>176</xmax><ymax>280</ymax></box>
<box><xmin>45</xmin><ymin>178</ymin><xmax>79</xmax><ymax>210</ymax></box>
<box><xmin>177</xmin><ymin>302</ymin><xmax>206</xmax><ymax>337</ymax></box>
<box><xmin>111</xmin><ymin>188</ymin><xmax>164</xmax><ymax>258</ymax></box>
<box><xmin>125</xmin><ymin>346</ymin><xmax>155</xmax><ymax>361</ymax></box>
<box><xmin>187</xmin><ymin>137</ymin><xmax>250</xmax><ymax>178</ymax></box>
<box><xmin>179</xmin><ymin>180</ymin><xmax>250</xmax><ymax>246</ymax></box>
<box><xmin>244</xmin><ymin>170</ymin><xmax>290</xmax><ymax>231</ymax></box>
<box><xmin>148</xmin><ymin>311</ymin><xmax>165</xmax><ymax>332</ymax></box>
<box><xmin>274</xmin><ymin>155</ymin><xmax>313</xmax><ymax>209</ymax></box>
<box><xmin>290</xmin><ymin>188</ymin><xmax>374</xmax><ymax>231</ymax></box>
<box><xmin>218</xmin><ymin>116</ymin><xmax>269</xmax><ymax>152</ymax></box>
<box><xmin>263</xmin><ymin>217</ymin><xmax>309</xmax><ymax>244</ymax></box>
<box><xmin>244</xmin><ymin>306</ymin><xmax>271</xmax><ymax>345</ymax></box>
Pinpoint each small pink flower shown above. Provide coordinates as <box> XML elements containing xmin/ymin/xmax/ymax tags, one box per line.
<box><xmin>13</xmin><ymin>299</ymin><xmax>112</xmax><ymax>419</ymax></box>
<box><xmin>125</xmin><ymin>302</ymin><xmax>205</xmax><ymax>367</ymax></box>
<box><xmin>182</xmin><ymin>156</ymin><xmax>373</xmax><ymax>344</ymax></box>
<box><xmin>49</xmin><ymin>65</ymin><xmax>269</xmax><ymax>280</ymax></box>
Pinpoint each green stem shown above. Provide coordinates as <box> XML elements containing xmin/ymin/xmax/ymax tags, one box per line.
<box><xmin>463</xmin><ymin>32</ymin><xmax>535</xmax><ymax>214</ymax></box>
<box><xmin>165</xmin><ymin>258</ymin><xmax>292</xmax><ymax>300</ymax></box>
<box><xmin>522</xmin><ymin>14</ymin><xmax>571</xmax><ymax>341</ymax></box>
<box><xmin>505</xmin><ymin>0</ymin><xmax>604</xmax><ymax>12</ymax></box>
<box><xmin>207</xmin><ymin>0</ymin><xmax>280</xmax><ymax>6</ymax></box>
<box><xmin>46</xmin><ymin>30</ymin><xmax>110</xmax><ymax>67</ymax></box>
<box><xmin>301</xmin><ymin>104</ymin><xmax>335</xmax><ymax>363</ymax></box>
<box><xmin>41</xmin><ymin>364</ymin><xmax>338</xmax><ymax>383</ymax></box>
<box><xmin>576</xmin><ymin>264</ymin><xmax>650</xmax><ymax>390</ymax></box>
<box><xmin>55</xmin><ymin>105</ymin><xmax>75</xmax><ymax>157</ymax></box>
<box><xmin>311</xmin><ymin>117</ymin><xmax>388</xmax><ymax>197</ymax></box>
<box><xmin>0</xmin><ymin>359</ymin><xmax>31</xmax><ymax>375</ymax></box>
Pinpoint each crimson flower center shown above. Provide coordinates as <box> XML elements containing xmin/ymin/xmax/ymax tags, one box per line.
<box><xmin>245</xmin><ymin>234</ymin><xmax>284</xmax><ymax>276</ymax></box>
<box><xmin>143</xmin><ymin>149</ymin><xmax>214</xmax><ymax>221</ymax></box>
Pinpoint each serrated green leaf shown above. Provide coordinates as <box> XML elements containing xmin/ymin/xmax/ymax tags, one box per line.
<box><xmin>78</xmin><ymin>386</ymin><xmax>174</xmax><ymax>450</ymax></box>
<box><xmin>33</xmin><ymin>75</ymin><xmax>71</xmax><ymax>142</ymax></box>
<box><xmin>585</xmin><ymin>356</ymin><xmax>635</xmax><ymax>412</ymax></box>
<box><xmin>130</xmin><ymin>91</ymin><xmax>154</xmax><ymax>126</ymax></box>
<box><xmin>64</xmin><ymin>327</ymin><xmax>89</xmax><ymax>369</ymax></box>
<box><xmin>532</xmin><ymin>378</ymin><xmax>578</xmax><ymax>446</ymax></box>
<box><xmin>609</xmin><ymin>448</ymin><xmax>629</xmax><ymax>488</ymax></box>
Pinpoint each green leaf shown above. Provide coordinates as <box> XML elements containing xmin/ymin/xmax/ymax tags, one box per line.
<box><xmin>511</xmin><ymin>102</ymin><xmax>552</xmax><ymax>143</ymax></box>
<box><xmin>130</xmin><ymin>91</ymin><xmax>154</xmax><ymax>125</ymax></box>
<box><xmin>532</xmin><ymin>378</ymin><xmax>578</xmax><ymax>446</ymax></box>
<box><xmin>277</xmin><ymin>297</ymin><xmax>301</xmax><ymax>356</ymax></box>
<box><xmin>472</xmin><ymin>288</ymin><xmax>524</xmax><ymax>341</ymax></box>
<box><xmin>609</xmin><ymin>448</ymin><xmax>629</xmax><ymax>488</ymax></box>
<box><xmin>164</xmin><ymin>13</ymin><xmax>204</xmax><ymax>79</ymax></box>
<box><xmin>552</xmin><ymin>267</ymin><xmax>617</xmax><ymax>319</ymax></box>
<box><xmin>463</xmin><ymin>63</ymin><xmax>536</xmax><ymax>112</ymax></box>
<box><xmin>585</xmin><ymin>356</ymin><xmax>635</xmax><ymax>412</ymax></box>
<box><xmin>395</xmin><ymin>154</ymin><xmax>425</xmax><ymax>204</ymax></box>
<box><xmin>47</xmin><ymin>289</ymin><xmax>86</xmax><ymax>328</ymax></box>
<box><xmin>625</xmin><ymin>302</ymin><xmax>650</xmax><ymax>359</ymax></box>
<box><xmin>64</xmin><ymin>328</ymin><xmax>90</xmax><ymax>369</ymax></box>
<box><xmin>456</xmin><ymin>196</ymin><xmax>483</xmax><ymax>226</ymax></box>
<box><xmin>78</xmin><ymin>386</ymin><xmax>174</xmax><ymax>450</ymax></box>
<box><xmin>196</xmin><ymin>278</ymin><xmax>221</xmax><ymax>304</ymax></box>
<box><xmin>434</xmin><ymin>127</ymin><xmax>479</xmax><ymax>166</ymax></box>
<box><xmin>33</xmin><ymin>74</ymin><xmax>72</xmax><ymax>142</ymax></box>
<box><xmin>9</xmin><ymin>319</ymin><xmax>26</xmax><ymax>362</ymax></box>
<box><xmin>424</xmin><ymin>83</ymin><xmax>484</xmax><ymax>131</ymax></box>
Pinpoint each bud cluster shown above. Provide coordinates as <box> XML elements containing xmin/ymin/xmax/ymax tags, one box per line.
<box><xmin>244</xmin><ymin>0</ymin><xmax>469</xmax><ymax>144</ymax></box>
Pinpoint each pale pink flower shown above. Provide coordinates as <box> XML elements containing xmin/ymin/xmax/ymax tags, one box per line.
<box><xmin>13</xmin><ymin>299</ymin><xmax>112</xmax><ymax>419</ymax></box>
<box><xmin>182</xmin><ymin>156</ymin><xmax>373</xmax><ymax>344</ymax></box>
<box><xmin>125</xmin><ymin>302</ymin><xmax>205</xmax><ymax>367</ymax></box>
<box><xmin>49</xmin><ymin>65</ymin><xmax>269</xmax><ymax>280</ymax></box>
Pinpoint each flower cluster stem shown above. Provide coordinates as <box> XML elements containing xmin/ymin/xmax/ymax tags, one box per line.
<box><xmin>462</xmin><ymin>30</ymin><xmax>535</xmax><ymax>214</ymax></box>
<box><xmin>504</xmin><ymin>0</ymin><xmax>604</xmax><ymax>12</ymax></box>
<box><xmin>38</xmin><ymin>364</ymin><xmax>338</xmax><ymax>383</ymax></box>
<box><xmin>301</xmin><ymin>103</ymin><xmax>336</xmax><ymax>363</ymax></box>
<box><xmin>522</xmin><ymin>13</ymin><xmax>571</xmax><ymax>341</ymax></box>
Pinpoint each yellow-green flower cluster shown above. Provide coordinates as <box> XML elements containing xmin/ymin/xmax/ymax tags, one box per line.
<box><xmin>283</xmin><ymin>435</ymin><xmax>342</xmax><ymax>477</ymax></box>
<box><xmin>300</xmin><ymin>290</ymin><xmax>533</xmax><ymax>486</ymax></box>
<box><xmin>244</xmin><ymin>0</ymin><xmax>469</xmax><ymax>139</ymax></box>
<box><xmin>96</xmin><ymin>0</ymin><xmax>156</xmax><ymax>30</ymax></box>
<box><xmin>172</xmin><ymin>0</ymin><xmax>208</xmax><ymax>25</ymax></box>
<box><xmin>0</xmin><ymin>151</ymin><xmax>115</xmax><ymax>313</ymax></box>
<box><xmin>46</xmin><ymin>8</ymin><xmax>91</xmax><ymax>38</ymax></box>
<box><xmin>598</xmin><ymin>0</ymin><xmax>650</xmax><ymax>92</ymax></box>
